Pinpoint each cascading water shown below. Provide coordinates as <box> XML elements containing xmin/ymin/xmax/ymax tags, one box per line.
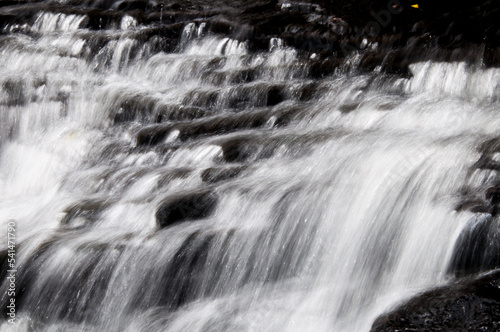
<box><xmin>0</xmin><ymin>1</ymin><xmax>499</xmax><ymax>331</ymax></box>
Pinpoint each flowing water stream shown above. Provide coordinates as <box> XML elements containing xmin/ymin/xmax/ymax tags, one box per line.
<box><xmin>0</xmin><ymin>4</ymin><xmax>499</xmax><ymax>332</ymax></box>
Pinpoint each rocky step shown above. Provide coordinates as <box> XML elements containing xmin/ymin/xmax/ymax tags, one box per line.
<box><xmin>209</xmin><ymin>129</ymin><xmax>340</xmax><ymax>164</ymax></box>
<box><xmin>80</xmin><ymin>24</ymin><xmax>183</xmax><ymax>59</ymax></box>
<box><xmin>109</xmin><ymin>77</ymin><xmax>320</xmax><ymax>124</ymax></box>
<box><xmin>448</xmin><ymin>214</ymin><xmax>500</xmax><ymax>277</ymax></box>
<box><xmin>201</xmin><ymin>166</ymin><xmax>247</xmax><ymax>183</ymax></box>
<box><xmin>61</xmin><ymin>198</ymin><xmax>116</xmax><ymax>230</ymax></box>
<box><xmin>455</xmin><ymin>136</ymin><xmax>500</xmax><ymax>215</ymax></box>
<box><xmin>452</xmin><ymin>137</ymin><xmax>500</xmax><ymax>277</ymax></box>
<box><xmin>2</xmin><ymin>0</ymin><xmax>500</xmax><ymax>73</ymax></box>
<box><xmin>112</xmin><ymin>95</ymin><xmax>211</xmax><ymax>124</ymax></box>
<box><xmin>137</xmin><ymin>126</ymin><xmax>341</xmax><ymax>169</ymax></box>
<box><xmin>200</xmin><ymin>68</ymin><xmax>259</xmax><ymax>87</ymax></box>
<box><xmin>371</xmin><ymin>269</ymin><xmax>500</xmax><ymax>332</ymax></box>
<box><xmin>181</xmin><ymin>83</ymin><xmax>292</xmax><ymax>111</ymax></box>
<box><xmin>135</xmin><ymin>105</ymin><xmax>306</xmax><ymax>146</ymax></box>
<box><xmin>0</xmin><ymin>235</ymin><xmax>131</xmax><ymax>324</ymax></box>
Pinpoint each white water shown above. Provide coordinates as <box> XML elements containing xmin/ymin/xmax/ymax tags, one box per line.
<box><xmin>0</xmin><ymin>9</ymin><xmax>497</xmax><ymax>332</ymax></box>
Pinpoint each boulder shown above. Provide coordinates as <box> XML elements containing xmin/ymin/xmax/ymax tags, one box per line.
<box><xmin>371</xmin><ymin>270</ymin><xmax>500</xmax><ymax>332</ymax></box>
<box><xmin>448</xmin><ymin>214</ymin><xmax>500</xmax><ymax>277</ymax></box>
<box><xmin>156</xmin><ymin>191</ymin><xmax>218</xmax><ymax>228</ymax></box>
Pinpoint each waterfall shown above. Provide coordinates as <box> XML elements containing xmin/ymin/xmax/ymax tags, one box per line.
<box><xmin>0</xmin><ymin>1</ymin><xmax>498</xmax><ymax>331</ymax></box>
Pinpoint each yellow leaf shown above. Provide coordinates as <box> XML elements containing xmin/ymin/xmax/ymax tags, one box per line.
<box><xmin>411</xmin><ymin>4</ymin><xmax>419</xmax><ymax>8</ymax></box>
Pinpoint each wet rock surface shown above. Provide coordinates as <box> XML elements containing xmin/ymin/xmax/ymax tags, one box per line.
<box><xmin>452</xmin><ymin>138</ymin><xmax>500</xmax><ymax>277</ymax></box>
<box><xmin>371</xmin><ymin>270</ymin><xmax>500</xmax><ymax>332</ymax></box>
<box><xmin>201</xmin><ymin>166</ymin><xmax>246</xmax><ymax>183</ymax></box>
<box><xmin>156</xmin><ymin>191</ymin><xmax>218</xmax><ymax>228</ymax></box>
<box><xmin>2</xmin><ymin>0</ymin><xmax>500</xmax><ymax>72</ymax></box>
<box><xmin>1</xmin><ymin>0</ymin><xmax>500</xmax><ymax>331</ymax></box>
<box><xmin>448</xmin><ymin>214</ymin><xmax>500</xmax><ymax>277</ymax></box>
<box><xmin>379</xmin><ymin>136</ymin><xmax>500</xmax><ymax>331</ymax></box>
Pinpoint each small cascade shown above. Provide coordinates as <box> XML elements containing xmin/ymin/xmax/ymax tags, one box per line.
<box><xmin>0</xmin><ymin>1</ymin><xmax>499</xmax><ymax>332</ymax></box>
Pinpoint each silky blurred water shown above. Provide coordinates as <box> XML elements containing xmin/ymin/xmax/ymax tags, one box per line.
<box><xmin>0</xmin><ymin>9</ymin><xmax>498</xmax><ymax>332</ymax></box>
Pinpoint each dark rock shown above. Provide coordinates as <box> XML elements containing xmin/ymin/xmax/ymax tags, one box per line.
<box><xmin>156</xmin><ymin>168</ymin><xmax>192</xmax><ymax>187</ymax></box>
<box><xmin>126</xmin><ymin>229</ymin><xmax>237</xmax><ymax>311</ymax></box>
<box><xmin>273</xmin><ymin>106</ymin><xmax>306</xmax><ymax>127</ymax></box>
<box><xmin>2</xmin><ymin>78</ymin><xmax>26</xmax><ymax>106</ymax></box>
<box><xmin>156</xmin><ymin>191</ymin><xmax>218</xmax><ymax>228</ymax></box>
<box><xmin>158</xmin><ymin>105</ymin><xmax>209</xmax><ymax>123</ymax></box>
<box><xmin>230</xmin><ymin>69</ymin><xmax>257</xmax><ymax>84</ymax></box>
<box><xmin>175</xmin><ymin>110</ymin><xmax>270</xmax><ymax>142</ymax></box>
<box><xmin>112</xmin><ymin>91</ymin><xmax>208</xmax><ymax>124</ymax></box>
<box><xmin>339</xmin><ymin>103</ymin><xmax>360</xmax><ymax>114</ymax></box>
<box><xmin>158</xmin><ymin>231</ymin><xmax>215</xmax><ymax>307</ymax></box>
<box><xmin>455</xmin><ymin>195</ymin><xmax>491</xmax><ymax>215</ymax></box>
<box><xmin>2</xmin><ymin>0</ymin><xmax>500</xmax><ymax>76</ymax></box>
<box><xmin>219</xmin><ymin>137</ymin><xmax>259</xmax><ymax>163</ymax></box>
<box><xmin>448</xmin><ymin>214</ymin><xmax>500</xmax><ymax>277</ymax></box>
<box><xmin>266</xmin><ymin>86</ymin><xmax>285</xmax><ymax>106</ymax></box>
<box><xmin>308</xmin><ymin>58</ymin><xmax>340</xmax><ymax>79</ymax></box>
<box><xmin>0</xmin><ymin>238</ymin><xmax>54</xmax><ymax>319</ymax></box>
<box><xmin>0</xmin><ymin>237</ymin><xmax>123</xmax><ymax>324</ymax></box>
<box><xmin>61</xmin><ymin>199</ymin><xmax>113</xmax><ymax>229</ymax></box>
<box><xmin>136</xmin><ymin>124</ymin><xmax>173</xmax><ymax>146</ymax></box>
<box><xmin>201</xmin><ymin>166</ymin><xmax>246</xmax><ymax>183</ymax></box>
<box><xmin>0</xmin><ymin>248</ymin><xmax>9</xmax><ymax>283</ymax></box>
<box><xmin>298</xmin><ymin>82</ymin><xmax>325</xmax><ymax>101</ymax></box>
<box><xmin>111</xmin><ymin>0</ymin><xmax>148</xmax><ymax>11</ymax></box>
<box><xmin>183</xmin><ymin>89</ymin><xmax>219</xmax><ymax>109</ymax></box>
<box><xmin>479</xmin><ymin>158</ymin><xmax>500</xmax><ymax>172</ymax></box>
<box><xmin>371</xmin><ymin>269</ymin><xmax>500</xmax><ymax>332</ymax></box>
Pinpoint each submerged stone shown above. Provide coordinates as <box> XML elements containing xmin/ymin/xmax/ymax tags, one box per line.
<box><xmin>201</xmin><ymin>166</ymin><xmax>246</xmax><ymax>183</ymax></box>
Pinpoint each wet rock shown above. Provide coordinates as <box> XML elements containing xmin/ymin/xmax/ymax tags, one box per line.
<box><xmin>2</xmin><ymin>0</ymin><xmax>499</xmax><ymax>75</ymax></box>
<box><xmin>308</xmin><ymin>58</ymin><xmax>339</xmax><ymax>79</ymax></box>
<box><xmin>2</xmin><ymin>78</ymin><xmax>26</xmax><ymax>106</ymax></box>
<box><xmin>156</xmin><ymin>191</ymin><xmax>218</xmax><ymax>228</ymax></box>
<box><xmin>0</xmin><ymin>238</ymin><xmax>54</xmax><ymax>318</ymax></box>
<box><xmin>448</xmin><ymin>214</ymin><xmax>500</xmax><ymax>277</ymax></box>
<box><xmin>175</xmin><ymin>110</ymin><xmax>270</xmax><ymax>141</ymax></box>
<box><xmin>338</xmin><ymin>103</ymin><xmax>360</xmax><ymax>114</ymax></box>
<box><xmin>273</xmin><ymin>106</ymin><xmax>306</xmax><ymax>127</ymax></box>
<box><xmin>126</xmin><ymin>229</ymin><xmax>237</xmax><ymax>311</ymax></box>
<box><xmin>266</xmin><ymin>86</ymin><xmax>285</xmax><ymax>106</ymax></box>
<box><xmin>113</xmin><ymin>92</ymin><xmax>208</xmax><ymax>124</ymax></box>
<box><xmin>219</xmin><ymin>137</ymin><xmax>260</xmax><ymax>163</ymax></box>
<box><xmin>230</xmin><ymin>69</ymin><xmax>257</xmax><ymax>84</ymax></box>
<box><xmin>111</xmin><ymin>0</ymin><xmax>148</xmax><ymax>11</ymax></box>
<box><xmin>475</xmin><ymin>155</ymin><xmax>500</xmax><ymax>172</ymax></box>
<box><xmin>455</xmin><ymin>142</ymin><xmax>500</xmax><ymax>217</ymax></box>
<box><xmin>201</xmin><ymin>166</ymin><xmax>246</xmax><ymax>183</ymax></box>
<box><xmin>183</xmin><ymin>89</ymin><xmax>219</xmax><ymax>109</ymax></box>
<box><xmin>156</xmin><ymin>105</ymin><xmax>208</xmax><ymax>123</ymax></box>
<box><xmin>0</xmin><ymin>238</ymin><xmax>122</xmax><ymax>324</ymax></box>
<box><xmin>371</xmin><ymin>269</ymin><xmax>500</xmax><ymax>332</ymax></box>
<box><xmin>156</xmin><ymin>167</ymin><xmax>192</xmax><ymax>187</ymax></box>
<box><xmin>136</xmin><ymin>124</ymin><xmax>173</xmax><ymax>146</ymax></box>
<box><xmin>298</xmin><ymin>82</ymin><xmax>324</xmax><ymax>101</ymax></box>
<box><xmin>455</xmin><ymin>195</ymin><xmax>491</xmax><ymax>215</ymax></box>
<box><xmin>61</xmin><ymin>199</ymin><xmax>113</xmax><ymax>229</ymax></box>
<box><xmin>159</xmin><ymin>231</ymin><xmax>215</xmax><ymax>307</ymax></box>
<box><xmin>0</xmin><ymin>249</ymin><xmax>8</xmax><ymax>283</ymax></box>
